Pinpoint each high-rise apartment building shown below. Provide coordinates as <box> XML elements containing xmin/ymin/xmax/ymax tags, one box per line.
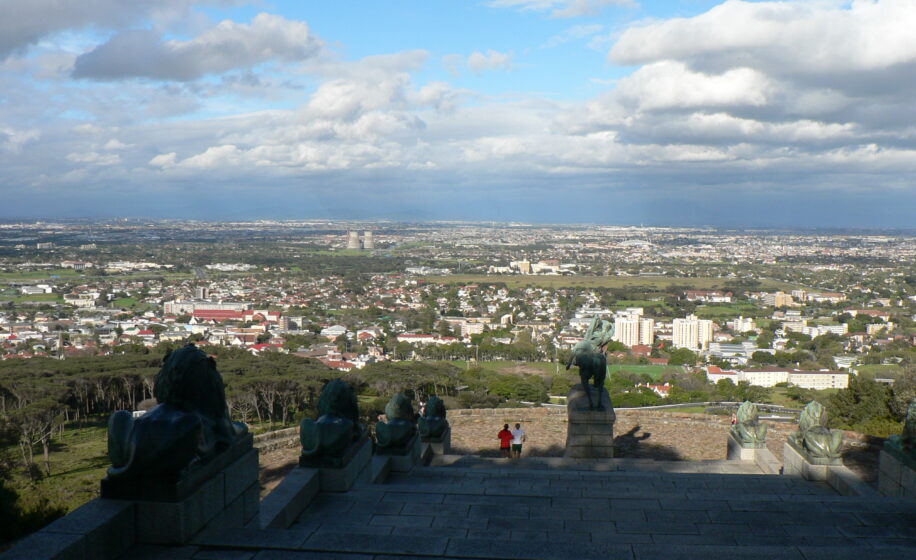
<box><xmin>672</xmin><ymin>314</ymin><xmax>713</xmax><ymax>351</ymax></box>
<box><xmin>613</xmin><ymin>313</ymin><xmax>654</xmax><ymax>347</ymax></box>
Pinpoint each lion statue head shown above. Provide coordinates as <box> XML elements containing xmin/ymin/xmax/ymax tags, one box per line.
<box><xmin>385</xmin><ymin>393</ymin><xmax>415</xmax><ymax>421</ymax></box>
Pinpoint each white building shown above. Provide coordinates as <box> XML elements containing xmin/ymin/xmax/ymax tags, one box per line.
<box><xmin>801</xmin><ymin>323</ymin><xmax>848</xmax><ymax>338</ymax></box>
<box><xmin>727</xmin><ymin>316</ymin><xmax>756</xmax><ymax>334</ymax></box>
<box><xmin>672</xmin><ymin>314</ymin><xmax>713</xmax><ymax>351</ymax></box>
<box><xmin>613</xmin><ymin>315</ymin><xmax>654</xmax><ymax>347</ymax></box>
<box><xmin>706</xmin><ymin>366</ymin><xmax>849</xmax><ymax>390</ymax></box>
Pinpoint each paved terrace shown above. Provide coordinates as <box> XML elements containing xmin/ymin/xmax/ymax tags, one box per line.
<box><xmin>123</xmin><ymin>456</ymin><xmax>915</xmax><ymax>560</ymax></box>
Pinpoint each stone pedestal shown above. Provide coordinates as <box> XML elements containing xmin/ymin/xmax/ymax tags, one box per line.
<box><xmin>726</xmin><ymin>432</ymin><xmax>759</xmax><ymax>461</ymax></box>
<box><xmin>878</xmin><ymin>442</ymin><xmax>916</xmax><ymax>497</ymax></box>
<box><xmin>783</xmin><ymin>440</ymin><xmax>840</xmax><ymax>482</ymax></box>
<box><xmin>93</xmin><ymin>434</ymin><xmax>260</xmax><ymax>545</ymax></box>
<box><xmin>564</xmin><ymin>384</ymin><xmax>615</xmax><ymax>459</ymax></box>
<box><xmin>300</xmin><ymin>432</ymin><xmax>372</xmax><ymax>492</ymax></box>
<box><xmin>421</xmin><ymin>425</ymin><xmax>451</xmax><ymax>456</ymax></box>
<box><xmin>258</xmin><ymin>468</ymin><xmax>320</xmax><ymax>529</ymax></box>
<box><xmin>376</xmin><ymin>432</ymin><xmax>421</xmax><ymax>472</ymax></box>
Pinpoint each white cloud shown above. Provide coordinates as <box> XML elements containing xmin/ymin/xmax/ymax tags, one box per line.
<box><xmin>73</xmin><ymin>13</ymin><xmax>321</xmax><ymax>81</ymax></box>
<box><xmin>489</xmin><ymin>0</ymin><xmax>636</xmax><ymax>19</ymax></box>
<box><xmin>72</xmin><ymin>123</ymin><xmax>105</xmax><ymax>134</ymax></box>
<box><xmin>65</xmin><ymin>151</ymin><xmax>119</xmax><ymax>165</ymax></box>
<box><xmin>542</xmin><ymin>24</ymin><xmax>603</xmax><ymax>48</ymax></box>
<box><xmin>104</xmin><ymin>138</ymin><xmax>130</xmax><ymax>150</ymax></box>
<box><xmin>0</xmin><ymin>0</ymin><xmax>223</xmax><ymax>60</ymax></box>
<box><xmin>614</xmin><ymin>61</ymin><xmax>773</xmax><ymax>111</ymax></box>
<box><xmin>610</xmin><ymin>0</ymin><xmax>916</xmax><ymax>76</ymax></box>
<box><xmin>467</xmin><ymin>50</ymin><xmax>514</xmax><ymax>73</ymax></box>
<box><xmin>149</xmin><ymin>152</ymin><xmax>177</xmax><ymax>167</ymax></box>
<box><xmin>179</xmin><ymin>145</ymin><xmax>242</xmax><ymax>169</ymax></box>
<box><xmin>0</xmin><ymin>127</ymin><xmax>40</xmax><ymax>153</ymax></box>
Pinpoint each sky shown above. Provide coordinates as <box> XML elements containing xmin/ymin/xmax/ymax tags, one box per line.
<box><xmin>1</xmin><ymin>0</ymin><xmax>915</xmax><ymax>227</ymax></box>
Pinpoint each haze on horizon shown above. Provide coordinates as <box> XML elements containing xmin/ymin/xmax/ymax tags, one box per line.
<box><xmin>1</xmin><ymin>1</ymin><xmax>915</xmax><ymax>227</ymax></box>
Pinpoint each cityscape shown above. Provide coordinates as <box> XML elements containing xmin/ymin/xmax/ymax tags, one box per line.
<box><xmin>2</xmin><ymin>0</ymin><xmax>916</xmax><ymax>557</ymax></box>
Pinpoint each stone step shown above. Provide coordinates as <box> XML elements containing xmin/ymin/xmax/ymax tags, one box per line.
<box><xmin>124</xmin><ymin>456</ymin><xmax>916</xmax><ymax>559</ymax></box>
<box><xmin>430</xmin><ymin>454</ymin><xmax>767</xmax><ymax>474</ymax></box>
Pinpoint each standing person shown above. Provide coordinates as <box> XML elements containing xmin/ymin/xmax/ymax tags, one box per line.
<box><xmin>497</xmin><ymin>424</ymin><xmax>512</xmax><ymax>458</ymax></box>
<box><xmin>511</xmin><ymin>423</ymin><xmax>526</xmax><ymax>459</ymax></box>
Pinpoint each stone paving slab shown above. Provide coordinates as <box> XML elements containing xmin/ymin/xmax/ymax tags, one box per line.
<box><xmin>302</xmin><ymin>533</ymin><xmax>449</xmax><ymax>556</ymax></box>
<box><xmin>136</xmin><ymin>454</ymin><xmax>916</xmax><ymax>560</ymax></box>
<box><xmin>445</xmin><ymin>538</ymin><xmax>634</xmax><ymax>560</ymax></box>
<box><xmin>797</xmin><ymin>546</ymin><xmax>916</xmax><ymax>559</ymax></box>
<box><xmin>254</xmin><ymin>550</ymin><xmax>374</xmax><ymax>560</ymax></box>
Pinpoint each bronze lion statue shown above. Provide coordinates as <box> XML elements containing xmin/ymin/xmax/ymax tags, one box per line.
<box><xmin>418</xmin><ymin>396</ymin><xmax>448</xmax><ymax>439</ymax></box>
<box><xmin>791</xmin><ymin>401</ymin><xmax>842</xmax><ymax>459</ymax></box>
<box><xmin>300</xmin><ymin>379</ymin><xmax>363</xmax><ymax>462</ymax></box>
<box><xmin>887</xmin><ymin>398</ymin><xmax>916</xmax><ymax>457</ymax></box>
<box><xmin>376</xmin><ymin>393</ymin><xmax>416</xmax><ymax>450</ymax></box>
<box><xmin>107</xmin><ymin>344</ymin><xmax>248</xmax><ymax>479</ymax></box>
<box><xmin>731</xmin><ymin>401</ymin><xmax>767</xmax><ymax>448</ymax></box>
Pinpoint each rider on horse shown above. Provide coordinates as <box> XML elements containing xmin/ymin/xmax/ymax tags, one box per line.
<box><xmin>566</xmin><ymin>316</ymin><xmax>614</xmax><ymax>410</ymax></box>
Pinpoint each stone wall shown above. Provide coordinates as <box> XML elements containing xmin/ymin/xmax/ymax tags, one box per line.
<box><xmin>254</xmin><ymin>407</ymin><xmax>881</xmax><ymax>484</ymax></box>
<box><xmin>448</xmin><ymin>407</ymin><xmax>797</xmax><ymax>461</ymax></box>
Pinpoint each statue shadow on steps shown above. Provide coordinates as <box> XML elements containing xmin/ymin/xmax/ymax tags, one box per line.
<box><xmin>838</xmin><ymin>436</ymin><xmax>882</xmax><ymax>484</ymax></box>
<box><xmin>613</xmin><ymin>425</ymin><xmax>684</xmax><ymax>461</ymax></box>
<box><xmin>259</xmin><ymin>459</ymin><xmax>299</xmax><ymax>491</ymax></box>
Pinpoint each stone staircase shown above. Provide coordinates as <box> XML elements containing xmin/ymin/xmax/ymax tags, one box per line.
<box><xmin>127</xmin><ymin>456</ymin><xmax>915</xmax><ymax>559</ymax></box>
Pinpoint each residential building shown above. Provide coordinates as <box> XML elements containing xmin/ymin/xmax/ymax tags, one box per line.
<box><xmin>672</xmin><ymin>314</ymin><xmax>713</xmax><ymax>351</ymax></box>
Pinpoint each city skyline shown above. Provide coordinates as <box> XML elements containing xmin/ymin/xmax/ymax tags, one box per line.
<box><xmin>2</xmin><ymin>1</ymin><xmax>916</xmax><ymax>226</ymax></box>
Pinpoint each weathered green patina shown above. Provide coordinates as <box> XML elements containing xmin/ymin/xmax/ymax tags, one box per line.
<box><xmin>565</xmin><ymin>316</ymin><xmax>614</xmax><ymax>410</ymax></box>
<box><xmin>790</xmin><ymin>401</ymin><xmax>843</xmax><ymax>462</ymax></box>
<box><xmin>376</xmin><ymin>393</ymin><xmax>416</xmax><ymax>450</ymax></box>
<box><xmin>886</xmin><ymin>398</ymin><xmax>916</xmax><ymax>459</ymax></box>
<box><xmin>731</xmin><ymin>401</ymin><xmax>767</xmax><ymax>448</ymax></box>
<box><xmin>106</xmin><ymin>343</ymin><xmax>248</xmax><ymax>480</ymax></box>
<box><xmin>418</xmin><ymin>396</ymin><xmax>448</xmax><ymax>439</ymax></box>
<box><xmin>300</xmin><ymin>379</ymin><xmax>364</xmax><ymax>466</ymax></box>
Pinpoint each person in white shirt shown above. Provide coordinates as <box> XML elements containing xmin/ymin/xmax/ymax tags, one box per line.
<box><xmin>510</xmin><ymin>423</ymin><xmax>526</xmax><ymax>458</ymax></box>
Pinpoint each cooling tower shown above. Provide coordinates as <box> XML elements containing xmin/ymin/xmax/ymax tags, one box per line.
<box><xmin>346</xmin><ymin>230</ymin><xmax>361</xmax><ymax>250</ymax></box>
<box><xmin>363</xmin><ymin>231</ymin><xmax>374</xmax><ymax>249</ymax></box>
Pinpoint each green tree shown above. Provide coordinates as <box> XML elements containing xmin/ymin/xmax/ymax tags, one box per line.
<box><xmin>667</xmin><ymin>348</ymin><xmax>697</xmax><ymax>366</ymax></box>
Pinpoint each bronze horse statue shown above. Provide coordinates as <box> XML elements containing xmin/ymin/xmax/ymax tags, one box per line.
<box><xmin>566</xmin><ymin>316</ymin><xmax>614</xmax><ymax>410</ymax></box>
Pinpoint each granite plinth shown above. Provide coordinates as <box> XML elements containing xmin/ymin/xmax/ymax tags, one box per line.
<box><xmin>727</xmin><ymin>432</ymin><xmax>758</xmax><ymax>461</ymax></box>
<box><xmin>306</xmin><ymin>432</ymin><xmax>372</xmax><ymax>492</ymax></box>
<box><xmin>421</xmin><ymin>425</ymin><xmax>451</xmax><ymax>455</ymax></box>
<box><xmin>878</xmin><ymin>443</ymin><xmax>916</xmax><ymax>497</ymax></box>
<box><xmin>376</xmin><ymin>432</ymin><xmax>421</xmax><ymax>472</ymax></box>
<box><xmin>0</xmin><ymin>498</ymin><xmax>134</xmax><ymax>560</ymax></box>
<box><xmin>100</xmin><ymin>433</ymin><xmax>254</xmax><ymax>502</ymax></box>
<box><xmin>258</xmin><ymin>468</ymin><xmax>320</xmax><ymax>529</ymax></box>
<box><xmin>565</xmin><ymin>384</ymin><xmax>615</xmax><ymax>459</ymax></box>
<box><xmin>786</xmin><ymin>438</ymin><xmax>842</xmax><ymax>466</ymax></box>
<box><xmin>135</xmin><ymin>445</ymin><xmax>260</xmax><ymax>544</ymax></box>
<box><xmin>299</xmin><ymin>429</ymin><xmax>368</xmax><ymax>469</ymax></box>
<box><xmin>783</xmin><ymin>441</ymin><xmax>835</xmax><ymax>482</ymax></box>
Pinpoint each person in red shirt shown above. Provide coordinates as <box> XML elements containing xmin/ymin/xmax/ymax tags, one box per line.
<box><xmin>497</xmin><ymin>424</ymin><xmax>513</xmax><ymax>458</ymax></box>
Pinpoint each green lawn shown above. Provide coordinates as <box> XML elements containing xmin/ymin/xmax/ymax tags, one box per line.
<box><xmin>428</xmin><ymin>274</ymin><xmax>799</xmax><ymax>291</ymax></box>
<box><xmin>3</xmin><ymin>293</ymin><xmax>63</xmax><ymax>303</ymax></box>
<box><xmin>0</xmin><ymin>269</ymin><xmax>80</xmax><ymax>281</ymax></box>
<box><xmin>112</xmin><ymin>297</ymin><xmax>138</xmax><ymax>308</ymax></box>
<box><xmin>854</xmin><ymin>364</ymin><xmax>904</xmax><ymax>379</ymax></box>
<box><xmin>767</xmin><ymin>387</ymin><xmax>837</xmax><ymax>408</ymax></box>
<box><xmin>607</xmin><ymin>364</ymin><xmax>685</xmax><ymax>380</ymax></box>
<box><xmin>444</xmin><ymin>360</ymin><xmax>687</xmax><ymax>381</ymax></box>
<box><xmin>446</xmin><ymin>360</ymin><xmax>559</xmax><ymax>377</ymax></box>
<box><xmin>692</xmin><ymin>302</ymin><xmax>762</xmax><ymax>318</ymax></box>
<box><xmin>3</xmin><ymin>423</ymin><xmax>109</xmax><ymax>517</ymax></box>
